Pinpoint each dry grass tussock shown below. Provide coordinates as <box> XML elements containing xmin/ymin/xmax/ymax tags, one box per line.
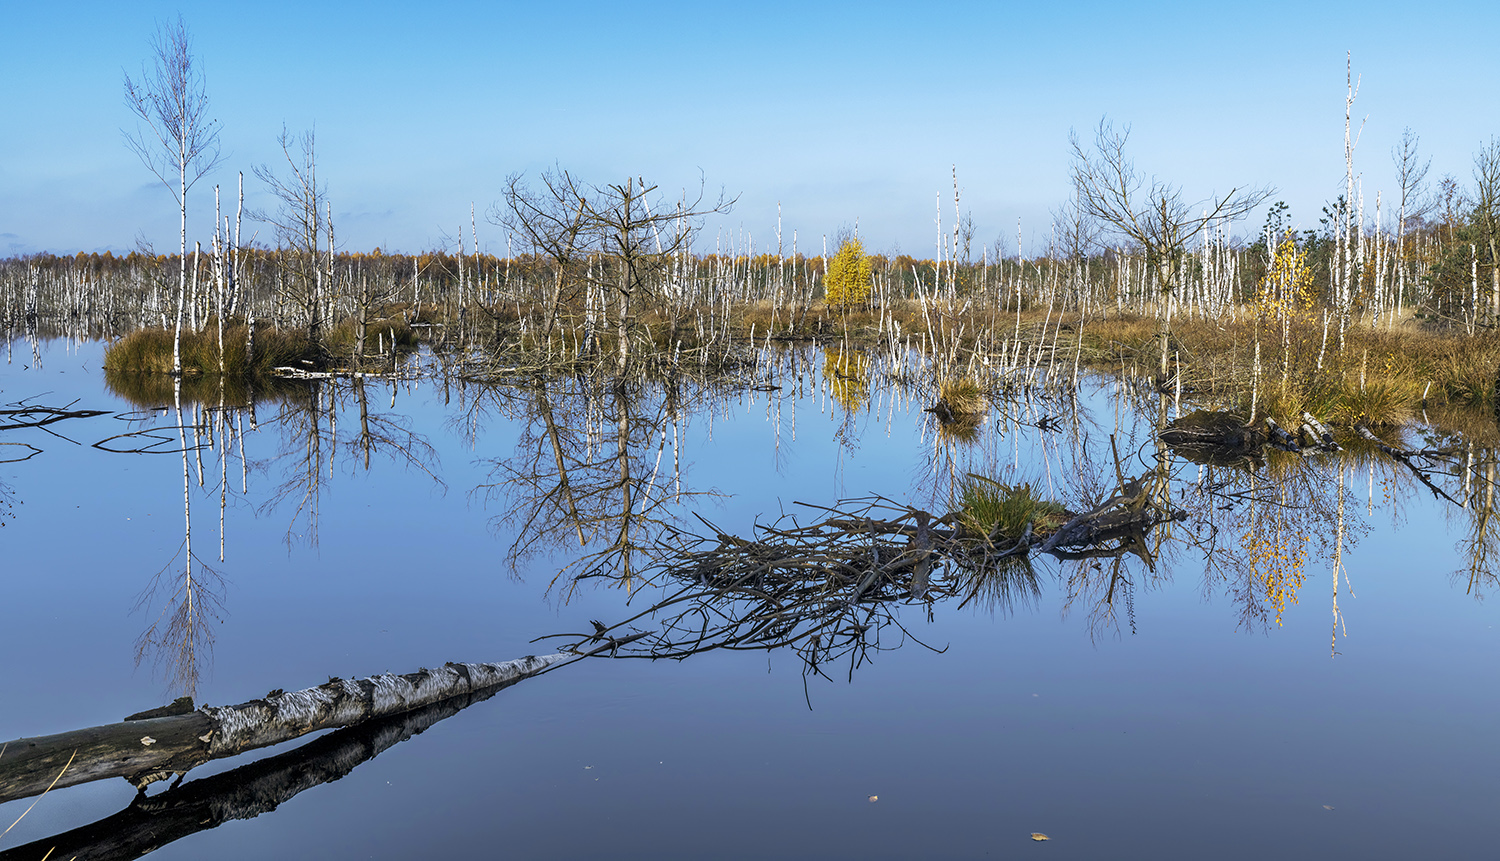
<box><xmin>104</xmin><ymin>323</ymin><xmax>315</xmax><ymax>376</ymax></box>
<box><xmin>1085</xmin><ymin>312</ymin><xmax>1500</xmax><ymax>428</ymax></box>
<box><xmin>324</xmin><ymin>315</ymin><xmax>418</xmax><ymax>357</ymax></box>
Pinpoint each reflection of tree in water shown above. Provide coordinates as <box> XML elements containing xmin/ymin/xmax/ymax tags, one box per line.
<box><xmin>133</xmin><ymin>378</ymin><xmax>226</xmax><ymax>698</ymax></box>
<box><xmin>823</xmin><ymin>348</ymin><xmax>869</xmax><ymax>413</ymax></box>
<box><xmin>102</xmin><ymin>374</ymin><xmax>440</xmax><ymax>695</ymax></box>
<box><xmin>472</xmin><ymin>374</ymin><xmax>723</xmax><ymax>594</ymax></box>
<box><xmin>822</xmin><ymin>347</ymin><xmax>869</xmax><ymax>455</ymax></box>
<box><xmin>1184</xmin><ymin>450</ymin><xmax>1350</xmax><ymax>630</ymax></box>
<box><xmin>260</xmin><ymin>377</ymin><xmax>442</xmax><ymax>548</ymax></box>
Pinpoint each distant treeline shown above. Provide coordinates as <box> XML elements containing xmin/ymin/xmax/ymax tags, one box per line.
<box><xmin>1</xmin><ymin>207</ymin><xmax>1490</xmax><ymax>330</ymax></box>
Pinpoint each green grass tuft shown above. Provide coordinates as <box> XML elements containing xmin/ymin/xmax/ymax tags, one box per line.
<box><xmin>953</xmin><ymin>474</ymin><xmax>1069</xmax><ymax>543</ymax></box>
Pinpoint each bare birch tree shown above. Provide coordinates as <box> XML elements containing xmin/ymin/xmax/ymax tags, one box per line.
<box><xmin>124</xmin><ymin>15</ymin><xmax>225</xmax><ymax>374</ymax></box>
<box><xmin>1069</xmin><ymin>118</ymin><xmax>1273</xmax><ymax>377</ymax></box>
<box><xmin>497</xmin><ymin>171</ymin><xmax>733</xmax><ymax>369</ymax></box>
<box><xmin>1472</xmin><ymin>137</ymin><xmax>1500</xmax><ymax>319</ymax></box>
<box><xmin>254</xmin><ymin>128</ymin><xmax>333</xmax><ymax>353</ymax></box>
<box><xmin>1391</xmin><ymin>128</ymin><xmax>1432</xmax><ymax>326</ymax></box>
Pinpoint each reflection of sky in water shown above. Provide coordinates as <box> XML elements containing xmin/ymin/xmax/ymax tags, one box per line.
<box><xmin>1</xmin><ymin>339</ymin><xmax>1497</xmax><ymax>859</ymax></box>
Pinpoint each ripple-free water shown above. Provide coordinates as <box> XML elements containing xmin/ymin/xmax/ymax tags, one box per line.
<box><xmin>1</xmin><ymin>338</ymin><xmax>1496</xmax><ymax>860</ymax></box>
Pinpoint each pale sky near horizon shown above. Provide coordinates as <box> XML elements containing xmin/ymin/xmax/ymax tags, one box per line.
<box><xmin>2</xmin><ymin>1</ymin><xmax>1496</xmax><ymax>260</ymax></box>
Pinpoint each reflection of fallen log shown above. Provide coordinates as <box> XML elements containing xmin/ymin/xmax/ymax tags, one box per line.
<box><xmin>0</xmin><ymin>681</ymin><xmax>517</xmax><ymax>861</ymax></box>
<box><xmin>0</xmin><ymin>653</ymin><xmax>573</xmax><ymax>804</ymax></box>
<box><xmin>271</xmin><ymin>366</ymin><xmax>404</xmax><ymax>380</ymax></box>
<box><xmin>1355</xmin><ymin>424</ymin><xmax>1460</xmax><ymax>506</ymax></box>
<box><xmin>1159</xmin><ymin>410</ymin><xmax>1265</xmax><ymax>465</ymax></box>
<box><xmin>1160</xmin><ymin>410</ymin><xmax>1345</xmax><ymax>465</ymax></box>
<box><xmin>1037</xmin><ymin>479</ymin><xmax>1184</xmax><ymax>564</ymax></box>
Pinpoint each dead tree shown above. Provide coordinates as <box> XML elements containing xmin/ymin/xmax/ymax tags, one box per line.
<box><xmin>254</xmin><ymin>128</ymin><xmax>334</xmax><ymax>354</ymax></box>
<box><xmin>495</xmin><ymin>170</ymin><xmax>735</xmax><ymax>368</ymax></box>
<box><xmin>0</xmin><ymin>682</ymin><xmax>518</xmax><ymax>861</ymax></box>
<box><xmin>123</xmin><ymin>15</ymin><xmax>224</xmax><ymax>375</ymax></box>
<box><xmin>1068</xmin><ymin>119</ymin><xmax>1272</xmax><ymax>377</ymax></box>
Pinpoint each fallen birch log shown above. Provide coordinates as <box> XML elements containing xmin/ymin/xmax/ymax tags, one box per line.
<box><xmin>0</xmin><ymin>652</ymin><xmax>579</xmax><ymax>804</ymax></box>
<box><xmin>0</xmin><ymin>682</ymin><xmax>514</xmax><ymax>861</ymax></box>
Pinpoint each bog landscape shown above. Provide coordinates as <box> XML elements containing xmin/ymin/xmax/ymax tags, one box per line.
<box><xmin>3</xmin><ymin>11</ymin><xmax>1500</xmax><ymax>860</ymax></box>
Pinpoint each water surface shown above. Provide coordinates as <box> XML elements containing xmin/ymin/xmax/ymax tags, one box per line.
<box><xmin>1</xmin><ymin>337</ymin><xmax>1497</xmax><ymax>859</ymax></box>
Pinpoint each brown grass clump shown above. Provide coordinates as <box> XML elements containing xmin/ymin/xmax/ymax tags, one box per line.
<box><xmin>937</xmin><ymin>377</ymin><xmax>985</xmax><ymax>415</ymax></box>
<box><xmin>1086</xmin><ymin>311</ymin><xmax>1500</xmax><ymax>433</ymax></box>
<box><xmin>103</xmin><ymin>324</ymin><xmax>315</xmax><ymax>377</ymax></box>
<box><xmin>1329</xmin><ymin>375</ymin><xmax>1422</xmax><ymax>427</ymax></box>
<box><xmin>324</xmin><ymin>315</ymin><xmax>418</xmax><ymax>357</ymax></box>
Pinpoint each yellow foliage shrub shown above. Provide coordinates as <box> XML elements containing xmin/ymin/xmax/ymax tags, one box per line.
<box><xmin>825</xmin><ymin>238</ymin><xmax>872</xmax><ymax>306</ymax></box>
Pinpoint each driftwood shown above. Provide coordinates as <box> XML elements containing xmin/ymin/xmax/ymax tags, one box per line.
<box><xmin>0</xmin><ymin>653</ymin><xmax>576</xmax><ymax>805</ymax></box>
<box><xmin>1161</xmin><ymin>410</ymin><xmax>1347</xmax><ymax>465</ymax></box>
<box><xmin>547</xmin><ymin>483</ymin><xmax>1177</xmax><ymax>681</ymax></box>
<box><xmin>270</xmin><ymin>366</ymin><xmax>404</xmax><ymax>380</ymax></box>
<box><xmin>1299</xmin><ymin>412</ymin><xmax>1342</xmax><ymax>451</ymax></box>
<box><xmin>0</xmin><ymin>682</ymin><xmax>518</xmax><ymax>861</ymax></box>
<box><xmin>1037</xmin><ymin>478</ymin><xmax>1184</xmax><ymax>564</ymax></box>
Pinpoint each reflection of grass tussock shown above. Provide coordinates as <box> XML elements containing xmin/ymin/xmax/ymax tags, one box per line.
<box><xmin>962</xmin><ymin>552</ymin><xmax>1041</xmax><ymax>615</ymax></box>
<box><xmin>104</xmin><ymin>324</ymin><xmax>315</xmax><ymax>376</ymax></box>
<box><xmin>936</xmin><ymin>411</ymin><xmax>984</xmax><ymax>444</ymax></box>
<box><xmin>954</xmin><ymin>474</ymin><xmax>1069</xmax><ymax>543</ymax></box>
<box><xmin>103</xmin><ymin>365</ymin><xmax>313</xmax><ymax>408</ymax></box>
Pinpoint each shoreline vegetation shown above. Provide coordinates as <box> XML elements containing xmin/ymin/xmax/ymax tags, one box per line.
<box><xmin>61</xmin><ymin>290</ymin><xmax>1500</xmax><ymax>439</ymax></box>
<box><xmin>8</xmin><ymin>246</ymin><xmax>1500</xmax><ymax>435</ymax></box>
<box><xmin>4</xmin><ymin>156</ymin><xmax>1499</xmax><ymax>444</ymax></box>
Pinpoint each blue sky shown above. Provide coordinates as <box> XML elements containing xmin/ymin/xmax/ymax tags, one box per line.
<box><xmin>2</xmin><ymin>1</ymin><xmax>1496</xmax><ymax>259</ymax></box>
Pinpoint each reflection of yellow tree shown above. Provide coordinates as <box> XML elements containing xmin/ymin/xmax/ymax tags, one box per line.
<box><xmin>823</xmin><ymin>348</ymin><xmax>869</xmax><ymax>413</ymax></box>
<box><xmin>1239</xmin><ymin>497</ymin><xmax>1309</xmax><ymax>626</ymax></box>
<box><xmin>1187</xmin><ymin>448</ymin><xmax>1358</xmax><ymax>633</ymax></box>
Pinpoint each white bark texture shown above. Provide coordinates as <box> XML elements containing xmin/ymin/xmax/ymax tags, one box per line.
<box><xmin>202</xmin><ymin>655</ymin><xmax>567</xmax><ymax>757</ymax></box>
<box><xmin>0</xmin><ymin>653</ymin><xmax>570</xmax><ymax>803</ymax></box>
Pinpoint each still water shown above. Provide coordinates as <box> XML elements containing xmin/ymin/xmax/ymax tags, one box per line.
<box><xmin>1</xmin><ymin>337</ymin><xmax>1497</xmax><ymax>859</ymax></box>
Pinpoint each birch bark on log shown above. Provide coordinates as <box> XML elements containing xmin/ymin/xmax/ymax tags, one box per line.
<box><xmin>0</xmin><ymin>653</ymin><xmax>569</xmax><ymax>804</ymax></box>
<box><xmin>0</xmin><ymin>682</ymin><xmax>517</xmax><ymax>861</ymax></box>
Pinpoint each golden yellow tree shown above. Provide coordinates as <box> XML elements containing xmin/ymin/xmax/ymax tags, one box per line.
<box><xmin>824</xmin><ymin>237</ymin><xmax>871</xmax><ymax>306</ymax></box>
<box><xmin>1256</xmin><ymin>230</ymin><xmax>1317</xmax><ymax>386</ymax></box>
